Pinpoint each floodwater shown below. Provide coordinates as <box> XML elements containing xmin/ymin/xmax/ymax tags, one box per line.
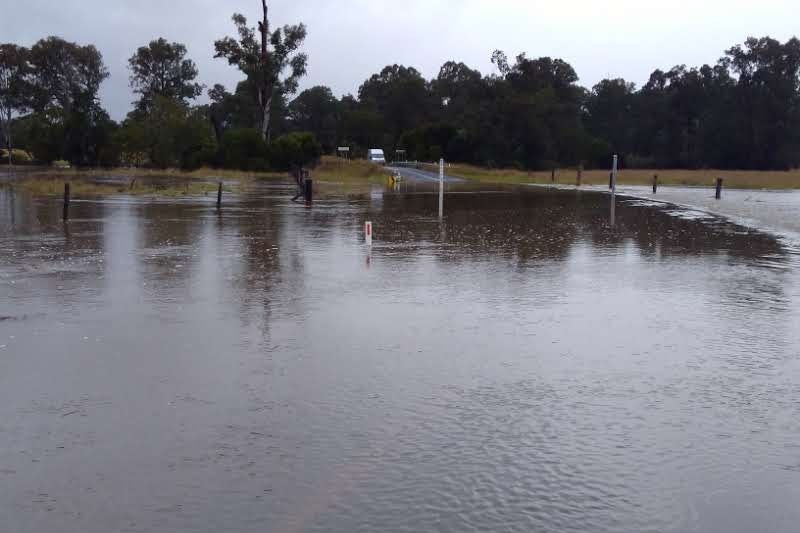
<box><xmin>1</xmin><ymin>179</ymin><xmax>800</xmax><ymax>533</ymax></box>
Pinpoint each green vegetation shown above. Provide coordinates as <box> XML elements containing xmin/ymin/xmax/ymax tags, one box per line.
<box><xmin>2</xmin><ymin>3</ymin><xmax>800</xmax><ymax>178</ymax></box>
<box><xmin>0</xmin><ymin>148</ymin><xmax>32</xmax><ymax>163</ymax></box>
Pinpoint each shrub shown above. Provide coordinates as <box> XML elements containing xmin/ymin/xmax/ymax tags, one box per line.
<box><xmin>219</xmin><ymin>128</ymin><xmax>268</xmax><ymax>171</ymax></box>
<box><xmin>0</xmin><ymin>149</ymin><xmax>33</xmax><ymax>164</ymax></box>
<box><xmin>267</xmin><ymin>132</ymin><xmax>322</xmax><ymax>171</ymax></box>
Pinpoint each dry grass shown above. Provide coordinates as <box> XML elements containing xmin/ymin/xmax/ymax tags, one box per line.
<box><xmin>6</xmin><ymin>158</ymin><xmax>390</xmax><ymax>199</ymax></box>
<box><xmin>311</xmin><ymin>156</ymin><xmax>393</xmax><ymax>194</ymax></box>
<box><xmin>434</xmin><ymin>162</ymin><xmax>800</xmax><ymax>189</ymax></box>
<box><xmin>11</xmin><ymin>177</ymin><xmax>231</xmax><ymax>198</ymax></box>
<box><xmin>6</xmin><ymin>165</ymin><xmax>279</xmax><ymax>198</ymax></box>
<box><xmin>30</xmin><ymin>166</ymin><xmax>284</xmax><ymax>181</ymax></box>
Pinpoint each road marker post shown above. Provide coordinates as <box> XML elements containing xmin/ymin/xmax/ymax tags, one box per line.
<box><xmin>304</xmin><ymin>178</ymin><xmax>313</xmax><ymax>205</ymax></box>
<box><xmin>611</xmin><ymin>154</ymin><xmax>618</xmax><ymax>195</ymax></box>
<box><xmin>63</xmin><ymin>183</ymin><xmax>70</xmax><ymax>221</ymax></box>
<box><xmin>715</xmin><ymin>178</ymin><xmax>723</xmax><ymax>200</ymax></box>
<box><xmin>438</xmin><ymin>158</ymin><xmax>444</xmax><ymax>219</ymax></box>
<box><xmin>365</xmin><ymin>221</ymin><xmax>373</xmax><ymax>246</ymax></box>
<box><xmin>653</xmin><ymin>174</ymin><xmax>658</xmax><ymax>194</ymax></box>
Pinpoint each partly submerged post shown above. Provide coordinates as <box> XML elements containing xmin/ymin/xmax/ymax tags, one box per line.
<box><xmin>577</xmin><ymin>165</ymin><xmax>583</xmax><ymax>187</ymax></box>
<box><xmin>63</xmin><ymin>183</ymin><xmax>70</xmax><ymax>221</ymax></box>
<box><xmin>304</xmin><ymin>178</ymin><xmax>313</xmax><ymax>205</ymax></box>
<box><xmin>715</xmin><ymin>178</ymin><xmax>723</xmax><ymax>200</ymax></box>
<box><xmin>365</xmin><ymin>221</ymin><xmax>373</xmax><ymax>246</ymax></box>
<box><xmin>551</xmin><ymin>168</ymin><xmax>555</xmax><ymax>183</ymax></box>
<box><xmin>438</xmin><ymin>158</ymin><xmax>444</xmax><ymax>219</ymax></box>
<box><xmin>611</xmin><ymin>154</ymin><xmax>618</xmax><ymax>194</ymax></box>
<box><xmin>653</xmin><ymin>174</ymin><xmax>658</xmax><ymax>194</ymax></box>
<box><xmin>217</xmin><ymin>182</ymin><xmax>223</xmax><ymax>209</ymax></box>
<box><xmin>609</xmin><ymin>195</ymin><xmax>616</xmax><ymax>227</ymax></box>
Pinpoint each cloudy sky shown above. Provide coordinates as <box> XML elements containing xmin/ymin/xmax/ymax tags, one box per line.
<box><xmin>3</xmin><ymin>0</ymin><xmax>798</xmax><ymax>119</ymax></box>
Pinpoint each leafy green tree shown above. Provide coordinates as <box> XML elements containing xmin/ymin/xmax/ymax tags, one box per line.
<box><xmin>27</xmin><ymin>36</ymin><xmax>110</xmax><ymax>165</ymax></box>
<box><xmin>267</xmin><ymin>131</ymin><xmax>321</xmax><ymax>170</ymax></box>
<box><xmin>584</xmin><ymin>79</ymin><xmax>636</xmax><ymax>156</ymax></box>
<box><xmin>725</xmin><ymin>37</ymin><xmax>800</xmax><ymax>169</ymax></box>
<box><xmin>338</xmin><ymin>94</ymin><xmax>384</xmax><ymax>156</ymax></box>
<box><xmin>358</xmin><ymin>65</ymin><xmax>434</xmax><ymax>148</ymax></box>
<box><xmin>218</xmin><ymin>128</ymin><xmax>268</xmax><ymax>170</ymax></box>
<box><xmin>288</xmin><ymin>86</ymin><xmax>340</xmax><ymax>153</ymax></box>
<box><xmin>214</xmin><ymin>0</ymin><xmax>307</xmax><ymax>141</ymax></box>
<box><xmin>0</xmin><ymin>44</ymin><xmax>32</xmax><ymax>165</ymax></box>
<box><xmin>117</xmin><ymin>96</ymin><xmax>215</xmax><ymax>169</ymax></box>
<box><xmin>128</xmin><ymin>38</ymin><xmax>203</xmax><ymax>113</ymax></box>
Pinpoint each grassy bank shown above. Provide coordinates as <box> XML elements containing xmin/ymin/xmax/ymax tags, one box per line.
<box><xmin>312</xmin><ymin>156</ymin><xmax>392</xmax><ymax>191</ymax></box>
<box><xmin>424</xmin><ymin>162</ymin><xmax>800</xmax><ymax>189</ymax></box>
<box><xmin>9</xmin><ymin>177</ymin><xmax>231</xmax><ymax>197</ymax></box>
<box><xmin>2</xmin><ymin>157</ymin><xmax>391</xmax><ymax>198</ymax></box>
<box><xmin>2</xmin><ymin>164</ymin><xmax>287</xmax><ymax>198</ymax></box>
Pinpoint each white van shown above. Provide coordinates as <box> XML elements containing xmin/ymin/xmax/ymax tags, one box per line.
<box><xmin>368</xmin><ymin>149</ymin><xmax>386</xmax><ymax>165</ymax></box>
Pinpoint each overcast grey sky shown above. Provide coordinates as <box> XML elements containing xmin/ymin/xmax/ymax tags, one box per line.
<box><xmin>2</xmin><ymin>0</ymin><xmax>798</xmax><ymax>120</ymax></box>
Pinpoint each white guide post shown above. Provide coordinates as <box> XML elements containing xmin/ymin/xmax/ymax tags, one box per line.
<box><xmin>438</xmin><ymin>158</ymin><xmax>444</xmax><ymax>219</ymax></box>
<box><xmin>611</xmin><ymin>154</ymin><xmax>618</xmax><ymax>195</ymax></box>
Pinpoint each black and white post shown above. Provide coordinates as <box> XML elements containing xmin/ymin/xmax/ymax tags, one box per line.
<box><xmin>438</xmin><ymin>158</ymin><xmax>444</xmax><ymax>219</ymax></box>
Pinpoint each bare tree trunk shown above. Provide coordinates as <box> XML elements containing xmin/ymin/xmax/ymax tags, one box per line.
<box><xmin>258</xmin><ymin>0</ymin><xmax>271</xmax><ymax>142</ymax></box>
<box><xmin>263</xmin><ymin>92</ymin><xmax>272</xmax><ymax>143</ymax></box>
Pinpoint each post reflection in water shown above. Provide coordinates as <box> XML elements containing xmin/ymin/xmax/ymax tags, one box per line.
<box><xmin>609</xmin><ymin>194</ymin><xmax>616</xmax><ymax>227</ymax></box>
<box><xmin>0</xmin><ymin>181</ymin><xmax>799</xmax><ymax>533</ymax></box>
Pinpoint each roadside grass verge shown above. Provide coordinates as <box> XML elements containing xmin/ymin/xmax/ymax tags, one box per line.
<box><xmin>430</xmin><ymin>162</ymin><xmax>800</xmax><ymax>189</ymax></box>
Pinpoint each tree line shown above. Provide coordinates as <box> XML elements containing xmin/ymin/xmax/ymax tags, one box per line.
<box><xmin>1</xmin><ymin>4</ymin><xmax>799</xmax><ymax>171</ymax></box>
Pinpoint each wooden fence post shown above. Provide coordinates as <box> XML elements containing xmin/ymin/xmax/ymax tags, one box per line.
<box><xmin>63</xmin><ymin>183</ymin><xmax>70</xmax><ymax>221</ymax></box>
<box><xmin>304</xmin><ymin>178</ymin><xmax>313</xmax><ymax>204</ymax></box>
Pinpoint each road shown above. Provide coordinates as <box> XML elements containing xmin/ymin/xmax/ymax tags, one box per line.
<box><xmin>387</xmin><ymin>165</ymin><xmax>465</xmax><ymax>184</ymax></box>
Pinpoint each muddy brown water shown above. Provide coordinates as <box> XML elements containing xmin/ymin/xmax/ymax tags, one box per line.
<box><xmin>1</xmin><ymin>181</ymin><xmax>800</xmax><ymax>533</ymax></box>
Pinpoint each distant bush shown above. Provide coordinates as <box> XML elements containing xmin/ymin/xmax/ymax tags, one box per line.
<box><xmin>219</xmin><ymin>128</ymin><xmax>268</xmax><ymax>171</ymax></box>
<box><xmin>0</xmin><ymin>149</ymin><xmax>33</xmax><ymax>164</ymax></box>
<box><xmin>267</xmin><ymin>132</ymin><xmax>322</xmax><ymax>171</ymax></box>
<box><xmin>625</xmin><ymin>153</ymin><xmax>657</xmax><ymax>169</ymax></box>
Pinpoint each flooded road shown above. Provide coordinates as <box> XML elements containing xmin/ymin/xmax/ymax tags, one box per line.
<box><xmin>1</xmin><ymin>181</ymin><xmax>800</xmax><ymax>533</ymax></box>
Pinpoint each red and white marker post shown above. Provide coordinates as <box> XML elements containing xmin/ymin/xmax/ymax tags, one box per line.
<box><xmin>365</xmin><ymin>221</ymin><xmax>373</xmax><ymax>246</ymax></box>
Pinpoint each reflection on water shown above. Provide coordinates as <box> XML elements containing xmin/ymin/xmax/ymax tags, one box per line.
<box><xmin>1</xmin><ymin>181</ymin><xmax>800</xmax><ymax>533</ymax></box>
